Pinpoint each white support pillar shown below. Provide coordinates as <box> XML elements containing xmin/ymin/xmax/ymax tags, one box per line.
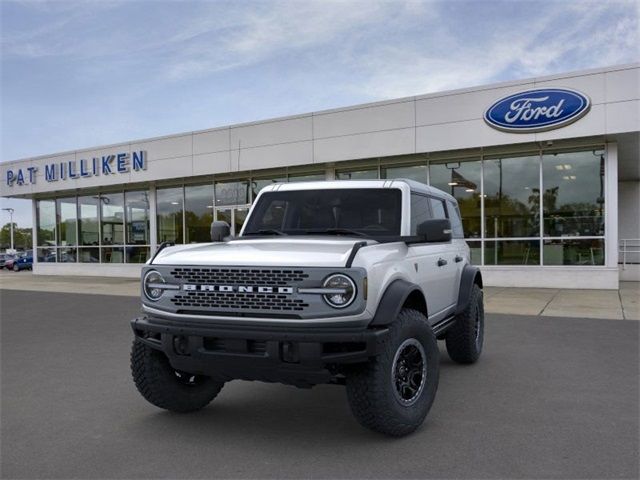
<box><xmin>605</xmin><ymin>142</ymin><xmax>619</xmax><ymax>272</ymax></box>
<box><xmin>31</xmin><ymin>199</ymin><xmax>37</xmax><ymax>265</ymax></box>
<box><xmin>149</xmin><ymin>185</ymin><xmax>157</xmax><ymax>252</ymax></box>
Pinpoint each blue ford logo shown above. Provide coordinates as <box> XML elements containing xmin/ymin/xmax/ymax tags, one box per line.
<box><xmin>484</xmin><ymin>88</ymin><xmax>591</xmax><ymax>133</ymax></box>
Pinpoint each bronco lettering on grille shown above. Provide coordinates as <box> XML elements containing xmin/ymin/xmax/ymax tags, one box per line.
<box><xmin>182</xmin><ymin>284</ymin><xmax>294</xmax><ymax>294</ymax></box>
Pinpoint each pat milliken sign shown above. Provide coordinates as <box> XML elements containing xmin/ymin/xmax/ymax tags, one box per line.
<box><xmin>484</xmin><ymin>88</ymin><xmax>591</xmax><ymax>133</ymax></box>
<box><xmin>5</xmin><ymin>150</ymin><xmax>147</xmax><ymax>187</ymax></box>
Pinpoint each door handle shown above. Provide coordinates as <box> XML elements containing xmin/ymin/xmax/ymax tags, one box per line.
<box><xmin>455</xmin><ymin>255</ymin><xmax>463</xmax><ymax>263</ymax></box>
<box><xmin>437</xmin><ymin>258</ymin><xmax>448</xmax><ymax>267</ymax></box>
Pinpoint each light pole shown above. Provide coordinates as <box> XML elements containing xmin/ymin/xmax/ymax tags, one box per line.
<box><xmin>2</xmin><ymin>207</ymin><xmax>15</xmax><ymax>251</ymax></box>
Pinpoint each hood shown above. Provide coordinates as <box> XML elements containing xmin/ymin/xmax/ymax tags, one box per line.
<box><xmin>152</xmin><ymin>237</ymin><xmax>374</xmax><ymax>267</ymax></box>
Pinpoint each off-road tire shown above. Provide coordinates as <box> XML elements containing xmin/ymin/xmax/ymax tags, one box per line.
<box><xmin>131</xmin><ymin>340</ymin><xmax>224</xmax><ymax>413</ymax></box>
<box><xmin>345</xmin><ymin>308</ymin><xmax>439</xmax><ymax>436</ymax></box>
<box><xmin>445</xmin><ymin>284</ymin><xmax>484</xmax><ymax>364</ymax></box>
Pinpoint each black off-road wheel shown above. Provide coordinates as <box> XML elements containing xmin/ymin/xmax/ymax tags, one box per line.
<box><xmin>345</xmin><ymin>309</ymin><xmax>439</xmax><ymax>437</ymax></box>
<box><xmin>445</xmin><ymin>283</ymin><xmax>484</xmax><ymax>364</ymax></box>
<box><xmin>131</xmin><ymin>340</ymin><xmax>224</xmax><ymax>413</ymax></box>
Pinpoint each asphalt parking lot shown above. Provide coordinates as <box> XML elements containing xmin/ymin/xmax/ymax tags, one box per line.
<box><xmin>1</xmin><ymin>289</ymin><xmax>638</xmax><ymax>479</ymax></box>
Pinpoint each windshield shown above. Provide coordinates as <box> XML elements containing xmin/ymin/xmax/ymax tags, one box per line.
<box><xmin>243</xmin><ymin>188</ymin><xmax>402</xmax><ymax>237</ymax></box>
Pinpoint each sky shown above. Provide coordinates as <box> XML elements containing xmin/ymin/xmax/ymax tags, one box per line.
<box><xmin>1</xmin><ymin>0</ymin><xmax>639</xmax><ymax>228</ymax></box>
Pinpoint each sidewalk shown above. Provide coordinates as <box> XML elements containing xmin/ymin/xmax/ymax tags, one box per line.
<box><xmin>1</xmin><ymin>271</ymin><xmax>638</xmax><ymax>320</ymax></box>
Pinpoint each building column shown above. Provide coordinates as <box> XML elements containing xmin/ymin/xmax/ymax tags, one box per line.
<box><xmin>605</xmin><ymin>142</ymin><xmax>619</xmax><ymax>272</ymax></box>
<box><xmin>149</xmin><ymin>185</ymin><xmax>157</xmax><ymax>253</ymax></box>
<box><xmin>31</xmin><ymin>198</ymin><xmax>37</xmax><ymax>266</ymax></box>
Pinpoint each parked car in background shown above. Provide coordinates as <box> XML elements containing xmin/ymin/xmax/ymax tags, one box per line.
<box><xmin>12</xmin><ymin>251</ymin><xmax>33</xmax><ymax>271</ymax></box>
<box><xmin>0</xmin><ymin>253</ymin><xmax>16</xmax><ymax>269</ymax></box>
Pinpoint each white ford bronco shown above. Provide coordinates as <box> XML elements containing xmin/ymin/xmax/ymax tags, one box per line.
<box><xmin>131</xmin><ymin>180</ymin><xmax>484</xmax><ymax>436</ymax></box>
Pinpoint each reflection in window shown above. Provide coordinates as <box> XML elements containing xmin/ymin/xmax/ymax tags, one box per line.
<box><xmin>37</xmin><ymin>247</ymin><xmax>56</xmax><ymax>263</ymax></box>
<box><xmin>56</xmin><ymin>197</ymin><xmax>77</xmax><ymax>247</ymax></box>
<box><xmin>36</xmin><ymin>200</ymin><xmax>56</xmax><ymax>246</ymax></box>
<box><xmin>58</xmin><ymin>247</ymin><xmax>77</xmax><ymax>263</ymax></box>
<box><xmin>382</xmin><ymin>164</ymin><xmax>428</xmax><ymax>184</ymax></box>
<box><xmin>288</xmin><ymin>172</ymin><xmax>325</xmax><ymax>182</ymax></box>
<box><xmin>252</xmin><ymin>176</ymin><xmax>286</xmax><ymax>199</ymax></box>
<box><xmin>484</xmin><ymin>240</ymin><xmax>540</xmax><ymax>265</ymax></box>
<box><xmin>185</xmin><ymin>184</ymin><xmax>214</xmax><ymax>243</ymax></box>
<box><xmin>543</xmin><ymin>239</ymin><xmax>604</xmax><ymax>265</ymax></box>
<box><xmin>101</xmin><ymin>246</ymin><xmax>124</xmax><ymax>263</ymax></box>
<box><xmin>336</xmin><ymin>169</ymin><xmax>378</xmax><ymax>180</ymax></box>
<box><xmin>126</xmin><ymin>246</ymin><xmax>150</xmax><ymax>263</ymax></box>
<box><xmin>125</xmin><ymin>191</ymin><xmax>150</xmax><ymax>245</ymax></box>
<box><xmin>78</xmin><ymin>247</ymin><xmax>99</xmax><ymax>263</ymax></box>
<box><xmin>466</xmin><ymin>241</ymin><xmax>482</xmax><ymax>265</ymax></box>
<box><xmin>483</xmin><ymin>156</ymin><xmax>540</xmax><ymax>238</ymax></box>
<box><xmin>542</xmin><ymin>150</ymin><xmax>605</xmax><ymax>237</ymax></box>
<box><xmin>410</xmin><ymin>194</ymin><xmax>432</xmax><ymax>235</ymax></box>
<box><xmin>100</xmin><ymin>193</ymin><xmax>124</xmax><ymax>245</ymax></box>
<box><xmin>157</xmin><ymin>187</ymin><xmax>183</xmax><ymax>244</ymax></box>
<box><xmin>78</xmin><ymin>196</ymin><xmax>99</xmax><ymax>246</ymax></box>
<box><xmin>215</xmin><ymin>180</ymin><xmax>249</xmax><ymax>206</ymax></box>
<box><xmin>430</xmin><ymin>160</ymin><xmax>481</xmax><ymax>238</ymax></box>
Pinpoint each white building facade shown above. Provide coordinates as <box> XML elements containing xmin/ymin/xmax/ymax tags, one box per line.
<box><xmin>1</xmin><ymin>64</ymin><xmax>638</xmax><ymax>289</ymax></box>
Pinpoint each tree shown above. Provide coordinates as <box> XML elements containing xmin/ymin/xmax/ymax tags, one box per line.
<box><xmin>0</xmin><ymin>223</ymin><xmax>32</xmax><ymax>250</ymax></box>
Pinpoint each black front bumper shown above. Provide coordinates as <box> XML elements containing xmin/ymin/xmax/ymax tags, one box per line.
<box><xmin>131</xmin><ymin>316</ymin><xmax>388</xmax><ymax>387</ymax></box>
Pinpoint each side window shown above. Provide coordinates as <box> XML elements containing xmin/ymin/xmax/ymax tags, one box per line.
<box><xmin>429</xmin><ymin>197</ymin><xmax>447</xmax><ymax>219</ymax></box>
<box><xmin>447</xmin><ymin>200</ymin><xmax>464</xmax><ymax>239</ymax></box>
<box><xmin>410</xmin><ymin>194</ymin><xmax>432</xmax><ymax>234</ymax></box>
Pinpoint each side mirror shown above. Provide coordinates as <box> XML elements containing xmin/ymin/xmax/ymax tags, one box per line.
<box><xmin>416</xmin><ymin>219</ymin><xmax>452</xmax><ymax>243</ymax></box>
<box><xmin>210</xmin><ymin>221</ymin><xmax>231</xmax><ymax>242</ymax></box>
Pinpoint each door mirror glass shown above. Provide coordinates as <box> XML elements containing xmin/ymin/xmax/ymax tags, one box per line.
<box><xmin>210</xmin><ymin>221</ymin><xmax>231</xmax><ymax>242</ymax></box>
<box><xmin>416</xmin><ymin>219</ymin><xmax>452</xmax><ymax>243</ymax></box>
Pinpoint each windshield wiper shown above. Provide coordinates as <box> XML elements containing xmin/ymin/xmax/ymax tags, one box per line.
<box><xmin>306</xmin><ymin>228</ymin><xmax>369</xmax><ymax>238</ymax></box>
<box><xmin>244</xmin><ymin>229</ymin><xmax>287</xmax><ymax>236</ymax></box>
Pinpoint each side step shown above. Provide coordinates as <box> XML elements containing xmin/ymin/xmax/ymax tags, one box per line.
<box><xmin>432</xmin><ymin>315</ymin><xmax>457</xmax><ymax>337</ymax></box>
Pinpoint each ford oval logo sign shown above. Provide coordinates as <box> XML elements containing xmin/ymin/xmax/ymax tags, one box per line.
<box><xmin>484</xmin><ymin>88</ymin><xmax>591</xmax><ymax>133</ymax></box>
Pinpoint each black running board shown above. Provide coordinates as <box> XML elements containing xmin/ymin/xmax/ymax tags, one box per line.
<box><xmin>432</xmin><ymin>315</ymin><xmax>457</xmax><ymax>337</ymax></box>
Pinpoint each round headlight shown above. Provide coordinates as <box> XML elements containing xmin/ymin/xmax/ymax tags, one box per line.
<box><xmin>323</xmin><ymin>274</ymin><xmax>356</xmax><ymax>308</ymax></box>
<box><xmin>143</xmin><ymin>270</ymin><xmax>165</xmax><ymax>301</ymax></box>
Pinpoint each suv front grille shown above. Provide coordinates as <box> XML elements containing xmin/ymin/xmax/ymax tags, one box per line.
<box><xmin>170</xmin><ymin>267</ymin><xmax>309</xmax><ymax>286</ymax></box>
<box><xmin>170</xmin><ymin>291</ymin><xmax>310</xmax><ymax>311</ymax></box>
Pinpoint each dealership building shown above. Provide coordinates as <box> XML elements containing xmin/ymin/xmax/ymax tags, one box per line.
<box><xmin>1</xmin><ymin>63</ymin><xmax>638</xmax><ymax>288</ymax></box>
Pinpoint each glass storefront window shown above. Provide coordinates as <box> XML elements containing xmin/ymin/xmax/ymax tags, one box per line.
<box><xmin>542</xmin><ymin>150</ymin><xmax>605</xmax><ymax>237</ymax></box>
<box><xmin>252</xmin><ymin>176</ymin><xmax>286</xmax><ymax>199</ymax></box>
<box><xmin>484</xmin><ymin>239</ymin><xmax>540</xmax><ymax>266</ymax></box>
<box><xmin>215</xmin><ymin>180</ymin><xmax>249</xmax><ymax>206</ymax></box>
<box><xmin>101</xmin><ymin>246</ymin><xmax>124</xmax><ymax>263</ymax></box>
<box><xmin>78</xmin><ymin>196</ymin><xmax>100</xmax><ymax>246</ymax></box>
<box><xmin>466</xmin><ymin>241</ymin><xmax>482</xmax><ymax>265</ymax></box>
<box><xmin>288</xmin><ymin>172</ymin><xmax>325</xmax><ymax>182</ymax></box>
<box><xmin>36</xmin><ymin>200</ymin><xmax>56</xmax><ymax>246</ymax></box>
<box><xmin>125</xmin><ymin>191</ymin><xmax>150</xmax><ymax>245</ymax></box>
<box><xmin>37</xmin><ymin>247</ymin><xmax>56</xmax><ymax>263</ymax></box>
<box><xmin>430</xmin><ymin>160</ymin><xmax>482</xmax><ymax>238</ymax></box>
<box><xmin>483</xmin><ymin>155</ymin><xmax>540</xmax><ymax>238</ymax></box>
<box><xmin>382</xmin><ymin>164</ymin><xmax>428</xmax><ymax>184</ymax></box>
<box><xmin>126</xmin><ymin>246</ymin><xmax>150</xmax><ymax>263</ymax></box>
<box><xmin>58</xmin><ymin>247</ymin><xmax>77</xmax><ymax>263</ymax></box>
<box><xmin>543</xmin><ymin>238</ymin><xmax>604</xmax><ymax>265</ymax></box>
<box><xmin>336</xmin><ymin>169</ymin><xmax>378</xmax><ymax>180</ymax></box>
<box><xmin>56</xmin><ymin>197</ymin><xmax>77</xmax><ymax>247</ymax></box>
<box><xmin>78</xmin><ymin>247</ymin><xmax>99</xmax><ymax>263</ymax></box>
<box><xmin>100</xmin><ymin>193</ymin><xmax>124</xmax><ymax>245</ymax></box>
<box><xmin>185</xmin><ymin>184</ymin><xmax>214</xmax><ymax>243</ymax></box>
<box><xmin>157</xmin><ymin>187</ymin><xmax>184</xmax><ymax>244</ymax></box>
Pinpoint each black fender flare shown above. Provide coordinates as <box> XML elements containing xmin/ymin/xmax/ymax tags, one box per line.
<box><xmin>455</xmin><ymin>265</ymin><xmax>483</xmax><ymax>315</ymax></box>
<box><xmin>370</xmin><ymin>279</ymin><xmax>426</xmax><ymax>326</ymax></box>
